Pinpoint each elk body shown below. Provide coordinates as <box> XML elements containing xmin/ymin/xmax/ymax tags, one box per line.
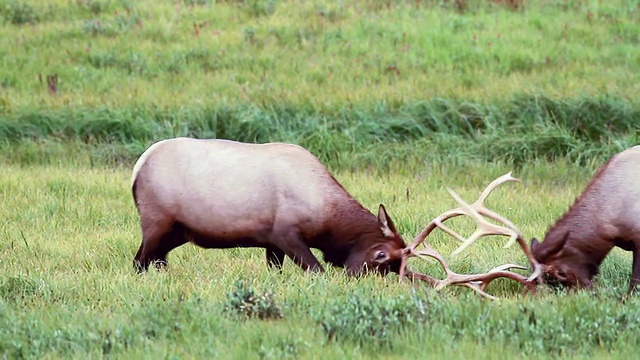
<box><xmin>531</xmin><ymin>145</ymin><xmax>640</xmax><ymax>291</ymax></box>
<box><xmin>131</xmin><ymin>137</ymin><xmax>407</xmax><ymax>276</ymax></box>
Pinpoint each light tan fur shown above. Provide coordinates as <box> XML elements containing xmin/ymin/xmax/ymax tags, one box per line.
<box><xmin>133</xmin><ymin>138</ymin><xmax>340</xmax><ymax>240</ymax></box>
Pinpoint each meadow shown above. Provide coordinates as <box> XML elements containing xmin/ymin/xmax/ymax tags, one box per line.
<box><xmin>0</xmin><ymin>0</ymin><xmax>639</xmax><ymax>167</ymax></box>
<box><xmin>1</xmin><ymin>161</ymin><xmax>640</xmax><ymax>359</ymax></box>
<box><xmin>1</xmin><ymin>0</ymin><xmax>640</xmax><ymax>358</ymax></box>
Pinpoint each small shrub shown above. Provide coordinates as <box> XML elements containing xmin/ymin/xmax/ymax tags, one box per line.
<box><xmin>76</xmin><ymin>0</ymin><xmax>112</xmax><ymax>15</ymax></box>
<box><xmin>87</xmin><ymin>51</ymin><xmax>119</xmax><ymax>68</ymax></box>
<box><xmin>317</xmin><ymin>293</ymin><xmax>426</xmax><ymax>347</ymax></box>
<box><xmin>0</xmin><ymin>276</ymin><xmax>38</xmax><ymax>302</ymax></box>
<box><xmin>243</xmin><ymin>26</ymin><xmax>256</xmax><ymax>44</ymax></box>
<box><xmin>80</xmin><ymin>9</ymin><xmax>140</xmax><ymax>37</ymax></box>
<box><xmin>113</xmin><ymin>12</ymin><xmax>140</xmax><ymax>32</ymax></box>
<box><xmin>82</xmin><ymin>19</ymin><xmax>116</xmax><ymax>36</ymax></box>
<box><xmin>0</xmin><ymin>75</ymin><xmax>16</xmax><ymax>89</ymax></box>
<box><xmin>316</xmin><ymin>3</ymin><xmax>346</xmax><ymax>23</ymax></box>
<box><xmin>224</xmin><ymin>281</ymin><xmax>283</xmax><ymax>320</ymax></box>
<box><xmin>184</xmin><ymin>0</ymin><xmax>211</xmax><ymax>5</ymax></box>
<box><xmin>257</xmin><ymin>336</ymin><xmax>309</xmax><ymax>359</ymax></box>
<box><xmin>2</xmin><ymin>1</ymin><xmax>39</xmax><ymax>25</ymax></box>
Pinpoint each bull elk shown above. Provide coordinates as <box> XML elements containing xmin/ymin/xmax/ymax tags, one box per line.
<box><xmin>530</xmin><ymin>145</ymin><xmax>640</xmax><ymax>292</ymax></box>
<box><xmin>131</xmin><ymin>137</ymin><xmax>411</xmax><ymax>276</ymax></box>
<box><xmin>131</xmin><ymin>137</ymin><xmax>539</xmax><ymax>298</ymax></box>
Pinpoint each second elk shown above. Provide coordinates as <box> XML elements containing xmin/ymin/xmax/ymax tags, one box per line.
<box><xmin>530</xmin><ymin>145</ymin><xmax>640</xmax><ymax>292</ymax></box>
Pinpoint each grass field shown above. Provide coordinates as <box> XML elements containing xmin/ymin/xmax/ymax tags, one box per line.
<box><xmin>1</xmin><ymin>0</ymin><xmax>639</xmax><ymax>168</ymax></box>
<box><xmin>2</xmin><ymin>0</ymin><xmax>639</xmax><ymax>108</ymax></box>
<box><xmin>1</xmin><ymin>161</ymin><xmax>639</xmax><ymax>359</ymax></box>
<box><xmin>2</xmin><ymin>0</ymin><xmax>640</xmax><ymax>358</ymax></box>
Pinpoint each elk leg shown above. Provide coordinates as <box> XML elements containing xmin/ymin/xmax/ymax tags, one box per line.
<box><xmin>269</xmin><ymin>228</ymin><xmax>323</xmax><ymax>272</ymax></box>
<box><xmin>152</xmin><ymin>223</ymin><xmax>188</xmax><ymax>269</ymax></box>
<box><xmin>629</xmin><ymin>248</ymin><xmax>640</xmax><ymax>293</ymax></box>
<box><xmin>266</xmin><ymin>246</ymin><xmax>286</xmax><ymax>269</ymax></box>
<box><xmin>134</xmin><ymin>221</ymin><xmax>187</xmax><ymax>272</ymax></box>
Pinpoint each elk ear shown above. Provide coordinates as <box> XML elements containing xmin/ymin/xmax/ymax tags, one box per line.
<box><xmin>534</xmin><ymin>231</ymin><xmax>571</xmax><ymax>261</ymax></box>
<box><xmin>377</xmin><ymin>204</ymin><xmax>398</xmax><ymax>238</ymax></box>
<box><xmin>549</xmin><ymin>231</ymin><xmax>571</xmax><ymax>255</ymax></box>
<box><xmin>530</xmin><ymin>237</ymin><xmax>541</xmax><ymax>253</ymax></box>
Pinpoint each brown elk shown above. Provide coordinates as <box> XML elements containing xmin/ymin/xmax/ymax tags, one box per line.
<box><xmin>131</xmin><ymin>137</ymin><xmax>540</xmax><ymax>297</ymax></box>
<box><xmin>131</xmin><ymin>137</ymin><xmax>412</xmax><ymax>276</ymax></box>
<box><xmin>530</xmin><ymin>145</ymin><xmax>640</xmax><ymax>292</ymax></box>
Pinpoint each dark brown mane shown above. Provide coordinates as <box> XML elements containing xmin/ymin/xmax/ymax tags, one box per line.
<box><xmin>327</xmin><ymin>172</ymin><xmax>349</xmax><ymax>192</ymax></box>
<box><xmin>325</xmin><ymin>171</ymin><xmax>404</xmax><ymax>247</ymax></box>
<box><xmin>538</xmin><ymin>154</ymin><xmax>617</xmax><ymax>252</ymax></box>
<box><xmin>323</xmin><ymin>172</ymin><xmax>376</xmax><ymax>238</ymax></box>
<box><xmin>329</xmin><ymin>198</ymin><xmax>380</xmax><ymax>242</ymax></box>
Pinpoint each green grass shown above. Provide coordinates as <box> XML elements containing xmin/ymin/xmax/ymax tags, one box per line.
<box><xmin>1</xmin><ymin>94</ymin><xmax>639</xmax><ymax>170</ymax></box>
<box><xmin>1</xmin><ymin>0</ymin><xmax>639</xmax><ymax>169</ymax></box>
<box><xmin>1</xmin><ymin>0</ymin><xmax>639</xmax><ymax>109</ymax></box>
<box><xmin>1</xmin><ymin>162</ymin><xmax>638</xmax><ymax>358</ymax></box>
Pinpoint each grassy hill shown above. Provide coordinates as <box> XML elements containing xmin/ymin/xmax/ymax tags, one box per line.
<box><xmin>0</xmin><ymin>0</ymin><xmax>639</xmax><ymax>168</ymax></box>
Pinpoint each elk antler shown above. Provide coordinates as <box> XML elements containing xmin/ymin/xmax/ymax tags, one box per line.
<box><xmin>399</xmin><ymin>172</ymin><xmax>542</xmax><ymax>300</ymax></box>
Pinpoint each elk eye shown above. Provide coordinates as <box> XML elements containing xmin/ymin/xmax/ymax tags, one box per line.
<box><xmin>374</xmin><ymin>250</ymin><xmax>388</xmax><ymax>262</ymax></box>
<box><xmin>556</xmin><ymin>270</ymin><xmax>567</xmax><ymax>280</ymax></box>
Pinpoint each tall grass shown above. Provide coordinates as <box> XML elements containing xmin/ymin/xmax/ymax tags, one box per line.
<box><xmin>1</xmin><ymin>94</ymin><xmax>638</xmax><ymax>169</ymax></box>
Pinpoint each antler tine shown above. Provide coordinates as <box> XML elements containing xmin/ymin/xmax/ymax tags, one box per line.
<box><xmin>456</xmin><ymin>173</ymin><xmax>542</xmax><ymax>282</ymax></box>
<box><xmin>475</xmin><ymin>172</ymin><xmax>520</xmax><ymax>207</ymax></box>
<box><xmin>405</xmin><ymin>239</ymin><xmax>535</xmax><ymax>299</ymax></box>
<box><xmin>408</xmin><ymin>172</ymin><xmax>522</xmax><ymax>253</ymax></box>
<box><xmin>445</xmin><ymin>179</ymin><xmax>543</xmax><ymax>283</ymax></box>
<box><xmin>402</xmin><ymin>243</ymin><xmax>506</xmax><ymax>300</ymax></box>
<box><xmin>489</xmin><ymin>263</ymin><xmax>528</xmax><ymax>273</ymax></box>
<box><xmin>406</xmin><ymin>209</ymin><xmax>465</xmax><ymax>251</ymax></box>
<box><xmin>438</xmin><ymin>269</ymin><xmax>536</xmax><ymax>295</ymax></box>
<box><xmin>399</xmin><ymin>172</ymin><xmax>542</xmax><ymax>299</ymax></box>
<box><xmin>446</xmin><ymin>187</ymin><xmax>519</xmax><ymax>256</ymax></box>
<box><xmin>472</xmin><ymin>172</ymin><xmax>523</xmax><ymax>248</ymax></box>
<box><xmin>462</xmin><ymin>282</ymin><xmax>499</xmax><ymax>300</ymax></box>
<box><xmin>412</xmin><ymin>245</ymin><xmax>452</xmax><ymax>275</ymax></box>
<box><xmin>401</xmin><ymin>249</ymin><xmax>537</xmax><ymax>300</ymax></box>
<box><xmin>467</xmin><ymin>264</ymin><xmax>528</xmax><ymax>290</ymax></box>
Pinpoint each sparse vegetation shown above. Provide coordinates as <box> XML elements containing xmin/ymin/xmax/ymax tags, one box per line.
<box><xmin>317</xmin><ymin>293</ymin><xmax>427</xmax><ymax>348</ymax></box>
<box><xmin>225</xmin><ymin>281</ymin><xmax>284</xmax><ymax>320</ymax></box>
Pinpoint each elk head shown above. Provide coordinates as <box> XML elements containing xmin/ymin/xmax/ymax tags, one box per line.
<box><xmin>530</xmin><ymin>232</ymin><xmax>597</xmax><ymax>289</ymax></box>
<box><xmin>345</xmin><ymin>204</ymin><xmax>406</xmax><ymax>276</ymax></box>
<box><xmin>398</xmin><ymin>172</ymin><xmax>542</xmax><ymax>300</ymax></box>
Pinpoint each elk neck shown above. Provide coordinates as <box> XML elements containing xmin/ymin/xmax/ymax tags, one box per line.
<box><xmin>314</xmin><ymin>197</ymin><xmax>393</xmax><ymax>266</ymax></box>
<box><xmin>539</xmin><ymin>155</ymin><xmax>621</xmax><ymax>269</ymax></box>
<box><xmin>542</xmin><ymin>205</ymin><xmax>614</xmax><ymax>273</ymax></box>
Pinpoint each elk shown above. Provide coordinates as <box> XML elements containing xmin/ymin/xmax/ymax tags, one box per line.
<box><xmin>530</xmin><ymin>145</ymin><xmax>640</xmax><ymax>292</ymax></box>
<box><xmin>131</xmin><ymin>137</ymin><xmax>540</xmax><ymax>297</ymax></box>
<box><xmin>399</xmin><ymin>172</ymin><xmax>542</xmax><ymax>300</ymax></box>
<box><xmin>131</xmin><ymin>137</ymin><xmax>414</xmax><ymax>276</ymax></box>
